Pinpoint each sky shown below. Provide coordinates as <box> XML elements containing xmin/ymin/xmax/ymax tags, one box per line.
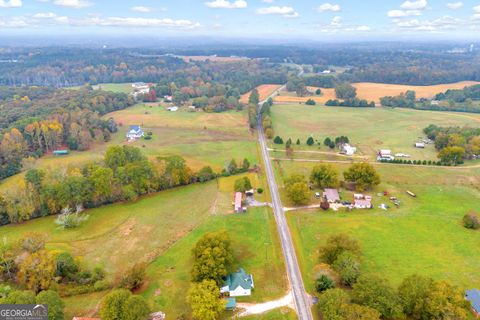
<box><xmin>0</xmin><ymin>0</ymin><xmax>480</xmax><ymax>40</ymax></box>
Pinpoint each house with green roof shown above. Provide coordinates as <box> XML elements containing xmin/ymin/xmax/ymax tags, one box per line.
<box><xmin>220</xmin><ymin>268</ymin><xmax>254</xmax><ymax>297</ymax></box>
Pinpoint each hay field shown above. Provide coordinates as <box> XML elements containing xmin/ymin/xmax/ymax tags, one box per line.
<box><xmin>274</xmin><ymin>81</ymin><xmax>480</xmax><ymax>104</ymax></box>
<box><xmin>241</xmin><ymin>84</ymin><xmax>283</xmax><ymax>104</ymax></box>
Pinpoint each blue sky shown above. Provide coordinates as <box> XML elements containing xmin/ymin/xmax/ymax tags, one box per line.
<box><xmin>0</xmin><ymin>0</ymin><xmax>480</xmax><ymax>39</ymax></box>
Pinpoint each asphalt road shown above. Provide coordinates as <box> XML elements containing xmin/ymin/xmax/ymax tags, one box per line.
<box><xmin>257</xmin><ymin>111</ymin><xmax>313</xmax><ymax>320</ymax></box>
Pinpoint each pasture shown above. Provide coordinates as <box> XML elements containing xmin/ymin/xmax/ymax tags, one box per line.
<box><xmin>0</xmin><ymin>104</ymin><xmax>257</xmax><ymax>193</ymax></box>
<box><xmin>270</xmin><ymin>104</ymin><xmax>480</xmax><ymax>160</ymax></box>
<box><xmin>1</xmin><ymin>173</ymin><xmax>289</xmax><ymax>318</ymax></box>
<box><xmin>274</xmin><ymin>81</ymin><xmax>480</xmax><ymax>104</ymax></box>
<box><xmin>268</xmin><ymin>102</ymin><xmax>480</xmax><ymax>295</ymax></box>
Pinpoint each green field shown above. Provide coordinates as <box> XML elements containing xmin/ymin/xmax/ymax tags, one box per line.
<box><xmin>0</xmin><ymin>104</ymin><xmax>257</xmax><ymax>194</ymax></box>
<box><xmin>1</xmin><ymin>172</ymin><xmax>288</xmax><ymax>318</ymax></box>
<box><xmin>268</xmin><ymin>103</ymin><xmax>480</xmax><ymax>294</ymax></box>
<box><xmin>271</xmin><ymin>104</ymin><xmax>480</xmax><ymax>160</ymax></box>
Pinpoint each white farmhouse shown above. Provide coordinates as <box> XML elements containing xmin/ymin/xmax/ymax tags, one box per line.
<box><xmin>126</xmin><ymin>125</ymin><xmax>144</xmax><ymax>140</ymax></box>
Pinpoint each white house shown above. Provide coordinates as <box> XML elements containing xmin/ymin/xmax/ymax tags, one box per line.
<box><xmin>220</xmin><ymin>268</ymin><xmax>254</xmax><ymax>297</ymax></box>
<box><xmin>132</xmin><ymin>82</ymin><xmax>150</xmax><ymax>90</ymax></box>
<box><xmin>341</xmin><ymin>144</ymin><xmax>357</xmax><ymax>156</ymax></box>
<box><xmin>126</xmin><ymin>125</ymin><xmax>144</xmax><ymax>140</ymax></box>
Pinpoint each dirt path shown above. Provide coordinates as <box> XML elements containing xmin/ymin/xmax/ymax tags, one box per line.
<box><xmin>236</xmin><ymin>291</ymin><xmax>294</xmax><ymax>317</ymax></box>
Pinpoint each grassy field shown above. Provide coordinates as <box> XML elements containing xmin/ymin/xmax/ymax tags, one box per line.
<box><xmin>281</xmin><ymin>161</ymin><xmax>480</xmax><ymax>293</ymax></box>
<box><xmin>270</xmin><ymin>104</ymin><xmax>480</xmax><ymax>161</ymax></box>
<box><xmin>1</xmin><ymin>171</ymin><xmax>289</xmax><ymax>318</ymax></box>
<box><xmin>274</xmin><ymin>81</ymin><xmax>480</xmax><ymax>104</ymax></box>
<box><xmin>267</xmin><ymin>103</ymin><xmax>480</xmax><ymax>295</ymax></box>
<box><xmin>242</xmin><ymin>308</ymin><xmax>297</xmax><ymax>319</ymax></box>
<box><xmin>0</xmin><ymin>104</ymin><xmax>257</xmax><ymax>194</ymax></box>
<box><xmin>241</xmin><ymin>84</ymin><xmax>282</xmax><ymax>103</ymax></box>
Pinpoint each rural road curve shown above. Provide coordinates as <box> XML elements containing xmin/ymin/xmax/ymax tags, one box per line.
<box><xmin>256</xmin><ymin>79</ymin><xmax>313</xmax><ymax>319</ymax></box>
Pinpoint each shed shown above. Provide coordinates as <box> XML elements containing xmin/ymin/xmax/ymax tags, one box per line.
<box><xmin>415</xmin><ymin>142</ymin><xmax>425</xmax><ymax>148</ymax></box>
<box><xmin>234</xmin><ymin>192</ymin><xmax>243</xmax><ymax>213</ymax></box>
<box><xmin>466</xmin><ymin>289</ymin><xmax>480</xmax><ymax>317</ymax></box>
<box><xmin>225</xmin><ymin>298</ymin><xmax>237</xmax><ymax>310</ymax></box>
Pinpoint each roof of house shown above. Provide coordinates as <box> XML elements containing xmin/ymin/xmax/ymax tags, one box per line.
<box><xmin>129</xmin><ymin>125</ymin><xmax>142</xmax><ymax>131</ymax></box>
<box><xmin>234</xmin><ymin>192</ymin><xmax>242</xmax><ymax>210</ymax></box>
<box><xmin>355</xmin><ymin>199</ymin><xmax>371</xmax><ymax>207</ymax></box>
<box><xmin>324</xmin><ymin>188</ymin><xmax>340</xmax><ymax>201</ymax></box>
<box><xmin>224</xmin><ymin>268</ymin><xmax>253</xmax><ymax>290</ymax></box>
<box><xmin>466</xmin><ymin>289</ymin><xmax>480</xmax><ymax>313</ymax></box>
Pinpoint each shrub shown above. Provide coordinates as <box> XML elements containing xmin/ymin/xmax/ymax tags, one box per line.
<box><xmin>143</xmin><ymin>135</ymin><xmax>152</xmax><ymax>140</ymax></box>
<box><xmin>319</xmin><ymin>234</ymin><xmax>361</xmax><ymax>264</ymax></box>
<box><xmin>332</xmin><ymin>251</ymin><xmax>361</xmax><ymax>286</ymax></box>
<box><xmin>273</xmin><ymin>136</ymin><xmax>284</xmax><ymax>144</ymax></box>
<box><xmin>306</xmin><ymin>99</ymin><xmax>316</xmax><ymax>105</ymax></box>
<box><xmin>257</xmin><ymin>188</ymin><xmax>263</xmax><ymax>194</ymax></box>
<box><xmin>463</xmin><ymin>211</ymin><xmax>480</xmax><ymax>230</ymax></box>
<box><xmin>119</xmin><ymin>263</ymin><xmax>146</xmax><ymax>291</ymax></box>
<box><xmin>94</xmin><ymin>280</ymin><xmax>110</xmax><ymax>292</ymax></box>
<box><xmin>55</xmin><ymin>252</ymin><xmax>78</xmax><ymax>278</ymax></box>
<box><xmin>315</xmin><ymin>274</ymin><xmax>335</xmax><ymax>293</ymax></box>
<box><xmin>306</xmin><ymin>136</ymin><xmax>315</xmax><ymax>146</ymax></box>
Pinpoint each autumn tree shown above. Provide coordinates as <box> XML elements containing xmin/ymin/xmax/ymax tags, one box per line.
<box><xmin>187</xmin><ymin>280</ymin><xmax>225</xmax><ymax>320</ymax></box>
<box><xmin>284</xmin><ymin>174</ymin><xmax>310</xmax><ymax>205</ymax></box>
<box><xmin>343</xmin><ymin>163</ymin><xmax>380</xmax><ymax>191</ymax></box>
<box><xmin>335</xmin><ymin>83</ymin><xmax>357</xmax><ymax>99</ymax></box>
<box><xmin>438</xmin><ymin>146</ymin><xmax>465</xmax><ymax>165</ymax></box>
<box><xmin>100</xmin><ymin>289</ymin><xmax>150</xmax><ymax>320</ymax></box>
<box><xmin>120</xmin><ymin>263</ymin><xmax>147</xmax><ymax>291</ymax></box>
<box><xmin>17</xmin><ymin>249</ymin><xmax>56</xmax><ymax>293</ymax></box>
<box><xmin>351</xmin><ymin>274</ymin><xmax>403</xmax><ymax>319</ymax></box>
<box><xmin>333</xmin><ymin>251</ymin><xmax>361</xmax><ymax>286</ymax></box>
<box><xmin>310</xmin><ymin>164</ymin><xmax>339</xmax><ymax>188</ymax></box>
<box><xmin>191</xmin><ymin>231</ymin><xmax>234</xmax><ymax>286</ymax></box>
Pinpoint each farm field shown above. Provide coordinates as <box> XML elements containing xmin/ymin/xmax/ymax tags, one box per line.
<box><xmin>274</xmin><ymin>81</ymin><xmax>480</xmax><ymax>104</ymax></box>
<box><xmin>269</xmin><ymin>119</ymin><xmax>480</xmax><ymax>295</ymax></box>
<box><xmin>270</xmin><ymin>104</ymin><xmax>480</xmax><ymax>160</ymax></box>
<box><xmin>1</xmin><ymin>173</ymin><xmax>289</xmax><ymax>319</ymax></box>
<box><xmin>241</xmin><ymin>84</ymin><xmax>282</xmax><ymax>104</ymax></box>
<box><xmin>268</xmin><ymin>102</ymin><xmax>480</xmax><ymax>302</ymax></box>
<box><xmin>0</xmin><ymin>103</ymin><xmax>257</xmax><ymax>193</ymax></box>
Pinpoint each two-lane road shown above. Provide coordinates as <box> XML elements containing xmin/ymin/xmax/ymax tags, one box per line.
<box><xmin>257</xmin><ymin>111</ymin><xmax>313</xmax><ymax>320</ymax></box>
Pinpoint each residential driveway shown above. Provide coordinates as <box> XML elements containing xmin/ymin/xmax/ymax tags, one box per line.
<box><xmin>246</xmin><ymin>196</ymin><xmax>270</xmax><ymax>207</ymax></box>
<box><xmin>236</xmin><ymin>292</ymin><xmax>294</xmax><ymax>317</ymax></box>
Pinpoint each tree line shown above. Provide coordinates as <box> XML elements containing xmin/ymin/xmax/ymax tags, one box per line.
<box><xmin>0</xmin><ymin>145</ymin><xmax>222</xmax><ymax>225</ymax></box>
<box><xmin>316</xmin><ymin>234</ymin><xmax>471</xmax><ymax>320</ymax></box>
<box><xmin>424</xmin><ymin>124</ymin><xmax>480</xmax><ymax>165</ymax></box>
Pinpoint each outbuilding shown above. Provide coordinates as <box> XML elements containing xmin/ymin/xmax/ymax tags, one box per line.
<box><xmin>323</xmin><ymin>189</ymin><xmax>340</xmax><ymax>203</ymax></box>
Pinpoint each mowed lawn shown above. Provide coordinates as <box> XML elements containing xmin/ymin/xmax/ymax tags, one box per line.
<box><xmin>270</xmin><ymin>104</ymin><xmax>480</xmax><ymax>160</ymax></box>
<box><xmin>274</xmin><ymin>159</ymin><xmax>480</xmax><ymax>293</ymax></box>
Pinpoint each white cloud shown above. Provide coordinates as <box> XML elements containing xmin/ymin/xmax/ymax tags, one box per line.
<box><xmin>356</xmin><ymin>25</ymin><xmax>371</xmax><ymax>31</ymax></box>
<box><xmin>130</xmin><ymin>6</ymin><xmax>153</xmax><ymax>13</ymax></box>
<box><xmin>317</xmin><ymin>3</ymin><xmax>341</xmax><ymax>12</ymax></box>
<box><xmin>395</xmin><ymin>15</ymin><xmax>460</xmax><ymax>31</ymax></box>
<box><xmin>0</xmin><ymin>0</ymin><xmax>22</xmax><ymax>8</ymax></box>
<box><xmin>446</xmin><ymin>2</ymin><xmax>463</xmax><ymax>10</ymax></box>
<box><xmin>205</xmin><ymin>0</ymin><xmax>247</xmax><ymax>9</ymax></box>
<box><xmin>474</xmin><ymin>5</ymin><xmax>480</xmax><ymax>12</ymax></box>
<box><xmin>255</xmin><ymin>6</ymin><xmax>299</xmax><ymax>18</ymax></box>
<box><xmin>261</xmin><ymin>0</ymin><xmax>274</xmax><ymax>2</ymax></box>
<box><xmin>53</xmin><ymin>0</ymin><xmax>91</xmax><ymax>9</ymax></box>
<box><xmin>387</xmin><ymin>9</ymin><xmax>421</xmax><ymax>17</ymax></box>
<box><xmin>331</xmin><ymin>15</ymin><xmax>342</xmax><ymax>26</ymax></box>
<box><xmin>400</xmin><ymin>0</ymin><xmax>427</xmax><ymax>11</ymax></box>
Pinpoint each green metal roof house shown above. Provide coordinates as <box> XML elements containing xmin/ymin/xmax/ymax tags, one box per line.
<box><xmin>220</xmin><ymin>268</ymin><xmax>254</xmax><ymax>297</ymax></box>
